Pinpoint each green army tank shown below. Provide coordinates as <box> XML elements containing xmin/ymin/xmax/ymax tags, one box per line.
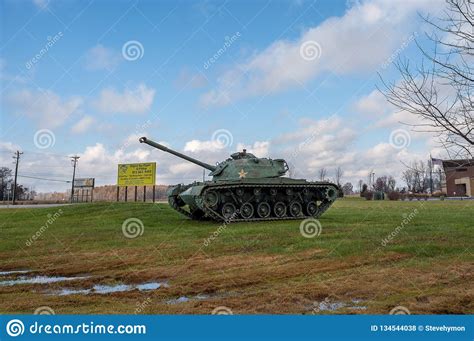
<box><xmin>139</xmin><ymin>136</ymin><xmax>338</xmax><ymax>222</ymax></box>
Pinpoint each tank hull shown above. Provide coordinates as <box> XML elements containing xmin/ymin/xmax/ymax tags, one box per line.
<box><xmin>167</xmin><ymin>178</ymin><xmax>338</xmax><ymax>222</ymax></box>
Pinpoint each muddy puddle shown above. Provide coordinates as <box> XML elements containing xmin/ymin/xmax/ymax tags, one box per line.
<box><xmin>0</xmin><ymin>270</ymin><xmax>31</xmax><ymax>276</ymax></box>
<box><xmin>166</xmin><ymin>294</ymin><xmax>210</xmax><ymax>305</ymax></box>
<box><xmin>312</xmin><ymin>298</ymin><xmax>367</xmax><ymax>312</ymax></box>
<box><xmin>0</xmin><ymin>275</ymin><xmax>89</xmax><ymax>286</ymax></box>
<box><xmin>49</xmin><ymin>282</ymin><xmax>169</xmax><ymax>296</ymax></box>
<box><xmin>0</xmin><ymin>270</ymin><xmax>168</xmax><ymax>296</ymax></box>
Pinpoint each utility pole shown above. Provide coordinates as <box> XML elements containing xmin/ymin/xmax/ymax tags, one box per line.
<box><xmin>429</xmin><ymin>156</ymin><xmax>433</xmax><ymax>194</ymax></box>
<box><xmin>70</xmin><ymin>155</ymin><xmax>80</xmax><ymax>203</ymax></box>
<box><xmin>12</xmin><ymin>150</ymin><xmax>23</xmax><ymax>205</ymax></box>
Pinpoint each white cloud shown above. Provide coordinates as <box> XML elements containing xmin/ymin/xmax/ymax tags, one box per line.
<box><xmin>354</xmin><ymin>90</ymin><xmax>391</xmax><ymax>117</ymax></box>
<box><xmin>236</xmin><ymin>141</ymin><xmax>270</xmax><ymax>157</ymax></box>
<box><xmin>200</xmin><ymin>0</ymin><xmax>442</xmax><ymax>106</ymax></box>
<box><xmin>94</xmin><ymin>84</ymin><xmax>155</xmax><ymax>114</ymax></box>
<box><xmin>355</xmin><ymin>90</ymin><xmax>437</xmax><ymax>144</ymax></box>
<box><xmin>6</xmin><ymin>88</ymin><xmax>83</xmax><ymax>128</ymax></box>
<box><xmin>84</xmin><ymin>44</ymin><xmax>121</xmax><ymax>71</ymax></box>
<box><xmin>184</xmin><ymin>139</ymin><xmax>224</xmax><ymax>153</ymax></box>
<box><xmin>71</xmin><ymin>116</ymin><xmax>95</xmax><ymax>134</ymax></box>
<box><xmin>169</xmin><ymin>162</ymin><xmax>202</xmax><ymax>175</ymax></box>
<box><xmin>0</xmin><ymin>141</ymin><xmax>18</xmax><ymax>153</ymax></box>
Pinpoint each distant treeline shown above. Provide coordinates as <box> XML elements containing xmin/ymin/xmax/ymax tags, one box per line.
<box><xmin>33</xmin><ymin>185</ymin><xmax>170</xmax><ymax>202</ymax></box>
<box><xmin>96</xmin><ymin>185</ymin><xmax>169</xmax><ymax>202</ymax></box>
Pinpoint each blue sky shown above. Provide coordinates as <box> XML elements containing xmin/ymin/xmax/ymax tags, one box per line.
<box><xmin>0</xmin><ymin>0</ymin><xmax>447</xmax><ymax>192</ymax></box>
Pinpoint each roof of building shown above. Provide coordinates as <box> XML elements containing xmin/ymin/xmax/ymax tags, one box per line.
<box><xmin>442</xmin><ymin>159</ymin><xmax>474</xmax><ymax>168</ymax></box>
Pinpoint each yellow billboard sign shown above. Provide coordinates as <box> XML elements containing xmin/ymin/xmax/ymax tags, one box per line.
<box><xmin>117</xmin><ymin>162</ymin><xmax>156</xmax><ymax>186</ymax></box>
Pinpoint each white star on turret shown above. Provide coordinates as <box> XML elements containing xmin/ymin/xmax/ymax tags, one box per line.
<box><xmin>238</xmin><ymin>169</ymin><xmax>248</xmax><ymax>179</ymax></box>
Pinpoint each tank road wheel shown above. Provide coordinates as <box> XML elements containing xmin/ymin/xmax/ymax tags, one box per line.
<box><xmin>273</xmin><ymin>201</ymin><xmax>286</xmax><ymax>218</ymax></box>
<box><xmin>289</xmin><ymin>201</ymin><xmax>302</xmax><ymax>217</ymax></box>
<box><xmin>305</xmin><ymin>201</ymin><xmax>318</xmax><ymax>216</ymax></box>
<box><xmin>240</xmin><ymin>203</ymin><xmax>254</xmax><ymax>219</ymax></box>
<box><xmin>222</xmin><ymin>203</ymin><xmax>237</xmax><ymax>220</ymax></box>
<box><xmin>204</xmin><ymin>191</ymin><xmax>219</xmax><ymax>207</ymax></box>
<box><xmin>325</xmin><ymin>187</ymin><xmax>338</xmax><ymax>201</ymax></box>
<box><xmin>257</xmin><ymin>202</ymin><xmax>271</xmax><ymax>218</ymax></box>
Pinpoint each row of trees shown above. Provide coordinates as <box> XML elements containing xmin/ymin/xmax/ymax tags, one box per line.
<box><xmin>316</xmin><ymin>158</ymin><xmax>443</xmax><ymax>197</ymax></box>
<box><xmin>0</xmin><ymin>167</ymin><xmax>34</xmax><ymax>201</ymax></box>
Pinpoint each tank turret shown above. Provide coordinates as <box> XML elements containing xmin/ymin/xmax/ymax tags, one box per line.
<box><xmin>139</xmin><ymin>136</ymin><xmax>338</xmax><ymax>222</ymax></box>
<box><xmin>139</xmin><ymin>137</ymin><xmax>289</xmax><ymax>181</ymax></box>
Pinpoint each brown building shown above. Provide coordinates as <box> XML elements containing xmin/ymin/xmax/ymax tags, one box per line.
<box><xmin>441</xmin><ymin>159</ymin><xmax>474</xmax><ymax>197</ymax></box>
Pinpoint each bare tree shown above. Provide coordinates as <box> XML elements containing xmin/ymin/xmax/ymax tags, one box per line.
<box><xmin>388</xmin><ymin>176</ymin><xmax>396</xmax><ymax>191</ymax></box>
<box><xmin>381</xmin><ymin>0</ymin><xmax>473</xmax><ymax>158</ymax></box>
<box><xmin>403</xmin><ymin>160</ymin><xmax>431</xmax><ymax>193</ymax></box>
<box><xmin>342</xmin><ymin>182</ymin><xmax>353</xmax><ymax>195</ymax></box>
<box><xmin>334</xmin><ymin>166</ymin><xmax>343</xmax><ymax>186</ymax></box>
<box><xmin>374</xmin><ymin>176</ymin><xmax>388</xmax><ymax>192</ymax></box>
<box><xmin>402</xmin><ymin>168</ymin><xmax>415</xmax><ymax>191</ymax></box>
<box><xmin>0</xmin><ymin>167</ymin><xmax>13</xmax><ymax>201</ymax></box>
<box><xmin>318</xmin><ymin>168</ymin><xmax>327</xmax><ymax>181</ymax></box>
<box><xmin>367</xmin><ymin>169</ymin><xmax>375</xmax><ymax>189</ymax></box>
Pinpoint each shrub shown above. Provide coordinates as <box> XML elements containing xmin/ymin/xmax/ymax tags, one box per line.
<box><xmin>432</xmin><ymin>191</ymin><xmax>446</xmax><ymax>198</ymax></box>
<box><xmin>374</xmin><ymin>191</ymin><xmax>384</xmax><ymax>200</ymax></box>
<box><xmin>364</xmin><ymin>191</ymin><xmax>374</xmax><ymax>200</ymax></box>
<box><xmin>411</xmin><ymin>193</ymin><xmax>429</xmax><ymax>201</ymax></box>
<box><xmin>387</xmin><ymin>191</ymin><xmax>400</xmax><ymax>200</ymax></box>
<box><xmin>360</xmin><ymin>184</ymin><xmax>368</xmax><ymax>197</ymax></box>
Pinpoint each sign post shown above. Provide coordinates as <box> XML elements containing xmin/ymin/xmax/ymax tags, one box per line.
<box><xmin>73</xmin><ymin>178</ymin><xmax>95</xmax><ymax>203</ymax></box>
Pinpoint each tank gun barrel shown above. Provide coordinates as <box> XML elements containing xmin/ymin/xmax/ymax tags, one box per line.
<box><xmin>139</xmin><ymin>137</ymin><xmax>217</xmax><ymax>172</ymax></box>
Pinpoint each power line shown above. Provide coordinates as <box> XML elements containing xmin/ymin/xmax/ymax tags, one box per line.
<box><xmin>18</xmin><ymin>175</ymin><xmax>70</xmax><ymax>183</ymax></box>
<box><xmin>0</xmin><ymin>148</ymin><xmax>71</xmax><ymax>158</ymax></box>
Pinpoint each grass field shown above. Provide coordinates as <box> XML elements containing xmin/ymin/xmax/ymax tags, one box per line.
<box><xmin>0</xmin><ymin>198</ymin><xmax>472</xmax><ymax>314</ymax></box>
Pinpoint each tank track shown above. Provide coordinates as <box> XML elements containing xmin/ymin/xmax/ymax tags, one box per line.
<box><xmin>168</xmin><ymin>195</ymin><xmax>194</xmax><ymax>219</ymax></box>
<box><xmin>200</xmin><ymin>183</ymin><xmax>337</xmax><ymax>222</ymax></box>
